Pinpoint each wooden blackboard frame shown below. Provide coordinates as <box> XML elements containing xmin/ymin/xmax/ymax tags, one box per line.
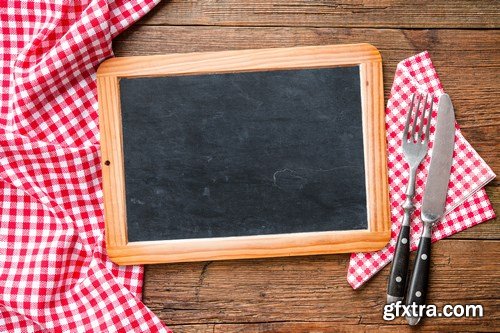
<box><xmin>97</xmin><ymin>44</ymin><xmax>390</xmax><ymax>265</ymax></box>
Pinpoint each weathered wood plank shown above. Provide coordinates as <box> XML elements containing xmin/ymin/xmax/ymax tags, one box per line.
<box><xmin>139</xmin><ymin>0</ymin><xmax>500</xmax><ymax>29</ymax></box>
<box><xmin>168</xmin><ymin>321</ymin><xmax>498</xmax><ymax>333</ymax></box>
<box><xmin>112</xmin><ymin>26</ymin><xmax>500</xmax><ymax>174</ymax></box>
<box><xmin>143</xmin><ymin>240</ymin><xmax>499</xmax><ymax>332</ymax></box>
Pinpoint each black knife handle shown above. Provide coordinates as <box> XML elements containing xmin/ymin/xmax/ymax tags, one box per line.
<box><xmin>405</xmin><ymin>233</ymin><xmax>432</xmax><ymax>325</ymax></box>
<box><xmin>387</xmin><ymin>224</ymin><xmax>411</xmax><ymax>302</ymax></box>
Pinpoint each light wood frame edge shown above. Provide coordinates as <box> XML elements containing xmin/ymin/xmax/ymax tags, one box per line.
<box><xmin>97</xmin><ymin>43</ymin><xmax>391</xmax><ymax>265</ymax></box>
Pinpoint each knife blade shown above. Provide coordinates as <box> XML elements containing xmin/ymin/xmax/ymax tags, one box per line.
<box><xmin>406</xmin><ymin>94</ymin><xmax>456</xmax><ymax>325</ymax></box>
<box><xmin>420</xmin><ymin>94</ymin><xmax>456</xmax><ymax>223</ymax></box>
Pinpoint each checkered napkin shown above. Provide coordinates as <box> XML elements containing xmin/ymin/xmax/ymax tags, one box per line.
<box><xmin>0</xmin><ymin>0</ymin><xmax>171</xmax><ymax>332</ymax></box>
<box><xmin>347</xmin><ymin>52</ymin><xmax>496</xmax><ymax>289</ymax></box>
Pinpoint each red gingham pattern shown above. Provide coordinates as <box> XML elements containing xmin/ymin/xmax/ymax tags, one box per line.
<box><xmin>0</xmin><ymin>0</ymin><xmax>172</xmax><ymax>331</ymax></box>
<box><xmin>347</xmin><ymin>52</ymin><xmax>496</xmax><ymax>289</ymax></box>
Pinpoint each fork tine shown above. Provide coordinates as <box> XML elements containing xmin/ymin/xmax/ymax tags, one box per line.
<box><xmin>410</xmin><ymin>94</ymin><xmax>422</xmax><ymax>141</ymax></box>
<box><xmin>416</xmin><ymin>94</ymin><xmax>429</xmax><ymax>142</ymax></box>
<box><xmin>423</xmin><ymin>95</ymin><xmax>434</xmax><ymax>144</ymax></box>
<box><xmin>403</xmin><ymin>94</ymin><xmax>416</xmax><ymax>141</ymax></box>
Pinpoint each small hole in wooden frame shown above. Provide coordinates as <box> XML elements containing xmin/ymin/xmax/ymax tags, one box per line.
<box><xmin>104</xmin><ymin>160</ymin><xmax>111</xmax><ymax>166</ymax></box>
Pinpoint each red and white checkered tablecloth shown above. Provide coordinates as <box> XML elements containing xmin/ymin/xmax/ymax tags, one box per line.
<box><xmin>348</xmin><ymin>52</ymin><xmax>496</xmax><ymax>289</ymax></box>
<box><xmin>0</xmin><ymin>1</ymin><xmax>495</xmax><ymax>329</ymax></box>
<box><xmin>0</xmin><ymin>0</ymin><xmax>171</xmax><ymax>331</ymax></box>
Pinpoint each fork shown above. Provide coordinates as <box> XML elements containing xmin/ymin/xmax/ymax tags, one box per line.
<box><xmin>387</xmin><ymin>93</ymin><xmax>433</xmax><ymax>304</ymax></box>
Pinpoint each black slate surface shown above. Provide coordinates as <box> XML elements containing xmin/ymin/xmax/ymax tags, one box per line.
<box><xmin>119</xmin><ymin>66</ymin><xmax>367</xmax><ymax>242</ymax></box>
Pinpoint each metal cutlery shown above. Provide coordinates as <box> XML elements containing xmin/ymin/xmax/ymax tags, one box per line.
<box><xmin>406</xmin><ymin>93</ymin><xmax>456</xmax><ymax>325</ymax></box>
<box><xmin>387</xmin><ymin>93</ymin><xmax>433</xmax><ymax>304</ymax></box>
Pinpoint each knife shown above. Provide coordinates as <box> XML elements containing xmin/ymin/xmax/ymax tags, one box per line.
<box><xmin>406</xmin><ymin>94</ymin><xmax>456</xmax><ymax>325</ymax></box>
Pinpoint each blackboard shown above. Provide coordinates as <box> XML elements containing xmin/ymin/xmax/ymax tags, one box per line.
<box><xmin>97</xmin><ymin>44</ymin><xmax>390</xmax><ymax>265</ymax></box>
<box><xmin>121</xmin><ymin>66</ymin><xmax>366</xmax><ymax>242</ymax></box>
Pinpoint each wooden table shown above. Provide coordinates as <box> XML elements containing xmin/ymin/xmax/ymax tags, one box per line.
<box><xmin>112</xmin><ymin>2</ymin><xmax>499</xmax><ymax>331</ymax></box>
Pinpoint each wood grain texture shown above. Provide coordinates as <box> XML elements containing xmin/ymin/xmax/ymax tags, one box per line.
<box><xmin>98</xmin><ymin>44</ymin><xmax>391</xmax><ymax>265</ymax></box>
<box><xmin>100</xmin><ymin>43</ymin><xmax>383</xmax><ymax>77</ymax></box>
<box><xmin>139</xmin><ymin>1</ymin><xmax>500</xmax><ymax>29</ymax></box>
<box><xmin>107</xmin><ymin>231</ymin><xmax>391</xmax><ymax>265</ymax></box>
<box><xmin>143</xmin><ymin>240</ymin><xmax>500</xmax><ymax>332</ymax></box>
<box><xmin>166</xmin><ymin>322</ymin><xmax>499</xmax><ymax>333</ymax></box>
<box><xmin>97</xmin><ymin>75</ymin><xmax>128</xmax><ymax>248</ymax></box>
